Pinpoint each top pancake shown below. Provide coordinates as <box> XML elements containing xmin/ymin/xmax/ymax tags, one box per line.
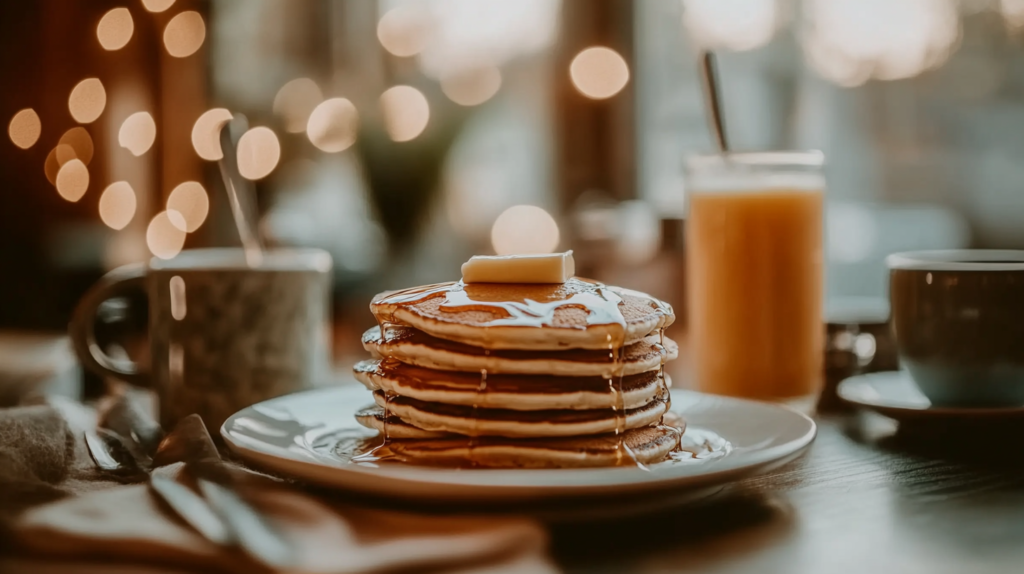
<box><xmin>371</xmin><ymin>278</ymin><xmax>674</xmax><ymax>350</ymax></box>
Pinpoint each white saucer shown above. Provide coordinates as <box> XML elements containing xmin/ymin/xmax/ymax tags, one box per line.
<box><xmin>838</xmin><ymin>370</ymin><xmax>1024</xmax><ymax>421</ymax></box>
<box><xmin>221</xmin><ymin>385</ymin><xmax>815</xmax><ymax>504</ymax></box>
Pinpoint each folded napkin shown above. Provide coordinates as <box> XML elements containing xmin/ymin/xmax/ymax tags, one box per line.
<box><xmin>0</xmin><ymin>399</ymin><xmax>557</xmax><ymax>574</ymax></box>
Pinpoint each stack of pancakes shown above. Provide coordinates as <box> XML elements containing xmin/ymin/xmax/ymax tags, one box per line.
<box><xmin>353</xmin><ymin>278</ymin><xmax>682</xmax><ymax>468</ymax></box>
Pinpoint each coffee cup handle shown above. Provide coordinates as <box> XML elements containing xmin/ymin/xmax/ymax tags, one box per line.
<box><xmin>69</xmin><ymin>263</ymin><xmax>150</xmax><ymax>387</ymax></box>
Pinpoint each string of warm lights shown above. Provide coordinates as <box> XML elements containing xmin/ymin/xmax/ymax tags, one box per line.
<box><xmin>6</xmin><ymin>1</ymin><xmax>627</xmax><ymax>261</ymax></box>
<box><xmin>4</xmin><ymin>1</ymin><xmax>212</xmax><ymax>260</ymax></box>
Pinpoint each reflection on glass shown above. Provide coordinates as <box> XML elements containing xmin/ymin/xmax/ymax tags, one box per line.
<box><xmin>169</xmin><ymin>276</ymin><xmax>187</xmax><ymax>320</ymax></box>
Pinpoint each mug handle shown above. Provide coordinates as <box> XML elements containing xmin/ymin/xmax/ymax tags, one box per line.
<box><xmin>69</xmin><ymin>263</ymin><xmax>150</xmax><ymax>386</ymax></box>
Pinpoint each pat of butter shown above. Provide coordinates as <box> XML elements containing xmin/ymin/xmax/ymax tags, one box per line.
<box><xmin>462</xmin><ymin>252</ymin><xmax>575</xmax><ymax>284</ymax></box>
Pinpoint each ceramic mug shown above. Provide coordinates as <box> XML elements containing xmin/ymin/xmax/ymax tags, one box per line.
<box><xmin>70</xmin><ymin>248</ymin><xmax>333</xmax><ymax>431</ymax></box>
<box><xmin>888</xmin><ymin>249</ymin><xmax>1024</xmax><ymax>407</ymax></box>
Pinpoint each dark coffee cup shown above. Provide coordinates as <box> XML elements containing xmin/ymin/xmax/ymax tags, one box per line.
<box><xmin>888</xmin><ymin>250</ymin><xmax>1024</xmax><ymax>407</ymax></box>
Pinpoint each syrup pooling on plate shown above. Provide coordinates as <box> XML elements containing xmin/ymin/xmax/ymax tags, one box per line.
<box><xmin>667</xmin><ymin>428</ymin><xmax>732</xmax><ymax>463</ymax></box>
<box><xmin>352</xmin><ymin>386</ymin><xmax>398</xmax><ymax>464</ymax></box>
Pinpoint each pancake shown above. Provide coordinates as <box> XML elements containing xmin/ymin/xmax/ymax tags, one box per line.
<box><xmin>354</xmin><ymin>359</ymin><xmax>670</xmax><ymax>411</ymax></box>
<box><xmin>371</xmin><ymin>391</ymin><xmax>669</xmax><ymax>438</ymax></box>
<box><xmin>370</xmin><ymin>279</ymin><xmax>674</xmax><ymax>351</ymax></box>
<box><xmin>385</xmin><ymin>424</ymin><xmax>684</xmax><ymax>468</ymax></box>
<box><xmin>354</xmin><ymin>405</ymin><xmax>449</xmax><ymax>439</ymax></box>
<box><xmin>362</xmin><ymin>326</ymin><xmax>678</xmax><ymax>377</ymax></box>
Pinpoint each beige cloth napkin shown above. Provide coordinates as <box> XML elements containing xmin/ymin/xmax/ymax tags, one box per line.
<box><xmin>0</xmin><ymin>401</ymin><xmax>557</xmax><ymax>574</ymax></box>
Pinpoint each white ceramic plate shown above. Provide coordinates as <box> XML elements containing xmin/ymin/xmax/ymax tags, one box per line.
<box><xmin>838</xmin><ymin>370</ymin><xmax>1024</xmax><ymax>421</ymax></box>
<box><xmin>221</xmin><ymin>385</ymin><xmax>815</xmax><ymax>503</ymax></box>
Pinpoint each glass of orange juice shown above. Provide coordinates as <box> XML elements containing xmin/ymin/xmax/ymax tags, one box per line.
<box><xmin>685</xmin><ymin>151</ymin><xmax>825</xmax><ymax>412</ymax></box>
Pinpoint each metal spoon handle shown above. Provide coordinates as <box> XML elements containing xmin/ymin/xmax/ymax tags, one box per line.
<box><xmin>218</xmin><ymin>115</ymin><xmax>264</xmax><ymax>267</ymax></box>
<box><xmin>699</xmin><ymin>50</ymin><xmax>729</xmax><ymax>153</ymax></box>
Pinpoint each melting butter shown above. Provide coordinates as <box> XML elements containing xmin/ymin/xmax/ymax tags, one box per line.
<box><xmin>461</xmin><ymin>252</ymin><xmax>575</xmax><ymax>284</ymax></box>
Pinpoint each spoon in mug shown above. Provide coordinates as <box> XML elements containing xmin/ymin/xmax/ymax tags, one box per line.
<box><xmin>217</xmin><ymin>113</ymin><xmax>264</xmax><ymax>267</ymax></box>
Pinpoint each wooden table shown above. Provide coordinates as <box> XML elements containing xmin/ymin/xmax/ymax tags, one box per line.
<box><xmin>552</xmin><ymin>412</ymin><xmax>1024</xmax><ymax>573</ymax></box>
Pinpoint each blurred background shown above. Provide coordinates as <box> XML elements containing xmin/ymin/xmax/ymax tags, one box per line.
<box><xmin>2</xmin><ymin>0</ymin><xmax>1021</xmax><ymax>377</ymax></box>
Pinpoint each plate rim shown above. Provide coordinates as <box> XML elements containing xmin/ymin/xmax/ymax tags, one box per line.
<box><xmin>221</xmin><ymin>386</ymin><xmax>817</xmax><ymax>499</ymax></box>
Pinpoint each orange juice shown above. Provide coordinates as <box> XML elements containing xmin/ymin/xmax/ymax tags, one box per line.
<box><xmin>686</xmin><ymin>154</ymin><xmax>824</xmax><ymax>404</ymax></box>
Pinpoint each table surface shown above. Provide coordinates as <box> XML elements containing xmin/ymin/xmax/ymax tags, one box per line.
<box><xmin>551</xmin><ymin>412</ymin><xmax>1024</xmax><ymax>573</ymax></box>
<box><xmin>10</xmin><ymin>330</ymin><xmax>1024</xmax><ymax>573</ymax></box>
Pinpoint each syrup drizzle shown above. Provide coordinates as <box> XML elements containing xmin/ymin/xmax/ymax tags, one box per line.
<box><xmin>654</xmin><ymin>326</ymin><xmax>670</xmax><ymax>413</ymax></box>
<box><xmin>441</xmin><ymin>283</ymin><xmax>625</xmax><ymax>329</ymax></box>
<box><xmin>375</xmin><ymin>279</ymin><xmax>639</xmax><ymax>331</ymax></box>
<box><xmin>353</xmin><ymin>320</ymin><xmax>398</xmax><ymax>463</ymax></box>
<box><xmin>604</xmin><ymin>332</ymin><xmax>635</xmax><ymax>468</ymax></box>
<box><xmin>467</xmin><ymin>358</ymin><xmax>488</xmax><ymax>466</ymax></box>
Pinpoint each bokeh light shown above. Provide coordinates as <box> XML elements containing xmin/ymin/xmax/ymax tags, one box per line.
<box><xmin>191</xmin><ymin>108</ymin><xmax>232</xmax><ymax>161</ymax></box>
<box><xmin>615</xmin><ymin>200</ymin><xmax>661</xmax><ymax>264</ymax></box>
<box><xmin>163</xmin><ymin>11</ymin><xmax>205</xmax><ymax>58</ymax></box>
<box><xmin>166</xmin><ymin>181</ymin><xmax>209</xmax><ymax>232</ymax></box>
<box><xmin>55</xmin><ymin>143</ymin><xmax>77</xmax><ymax>165</ymax></box>
<box><xmin>44</xmin><ymin>146</ymin><xmax>68</xmax><ymax>185</ymax></box>
<box><xmin>441</xmin><ymin>63</ymin><xmax>502</xmax><ymax>107</ymax></box>
<box><xmin>569</xmin><ymin>47</ymin><xmax>630</xmax><ymax>100</ymax></box>
<box><xmin>683</xmin><ymin>0</ymin><xmax>778</xmax><ymax>52</ymax></box>
<box><xmin>118</xmin><ymin>111</ymin><xmax>156</xmax><ymax>156</ymax></box>
<box><xmin>306</xmin><ymin>98</ymin><xmax>359</xmax><ymax>153</ymax></box>
<box><xmin>97</xmin><ymin>7</ymin><xmax>134</xmax><ymax>51</ymax></box>
<box><xmin>491</xmin><ymin>205</ymin><xmax>560</xmax><ymax>255</ymax></box>
<box><xmin>68</xmin><ymin>78</ymin><xmax>106</xmax><ymax>124</ymax></box>
<box><xmin>379</xmin><ymin>85</ymin><xmax>430</xmax><ymax>142</ymax></box>
<box><xmin>98</xmin><ymin>181</ymin><xmax>137</xmax><ymax>230</ymax></box>
<box><xmin>8</xmin><ymin>109</ymin><xmax>41</xmax><ymax>149</ymax></box>
<box><xmin>377</xmin><ymin>6</ymin><xmax>430</xmax><ymax>57</ymax></box>
<box><xmin>142</xmin><ymin>0</ymin><xmax>175</xmax><ymax>12</ymax></box>
<box><xmin>147</xmin><ymin>211</ymin><xmax>187</xmax><ymax>259</ymax></box>
<box><xmin>802</xmin><ymin>0</ymin><xmax>960</xmax><ymax>86</ymax></box>
<box><xmin>415</xmin><ymin>0</ymin><xmax>559</xmax><ymax>79</ymax></box>
<box><xmin>273</xmin><ymin>78</ymin><xmax>323</xmax><ymax>134</ymax></box>
<box><xmin>55</xmin><ymin>159</ymin><xmax>89</xmax><ymax>202</ymax></box>
<box><xmin>58</xmin><ymin>127</ymin><xmax>94</xmax><ymax>165</ymax></box>
<box><xmin>1004</xmin><ymin>0</ymin><xmax>1024</xmax><ymax>29</ymax></box>
<box><xmin>236</xmin><ymin>127</ymin><xmax>281</xmax><ymax>180</ymax></box>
